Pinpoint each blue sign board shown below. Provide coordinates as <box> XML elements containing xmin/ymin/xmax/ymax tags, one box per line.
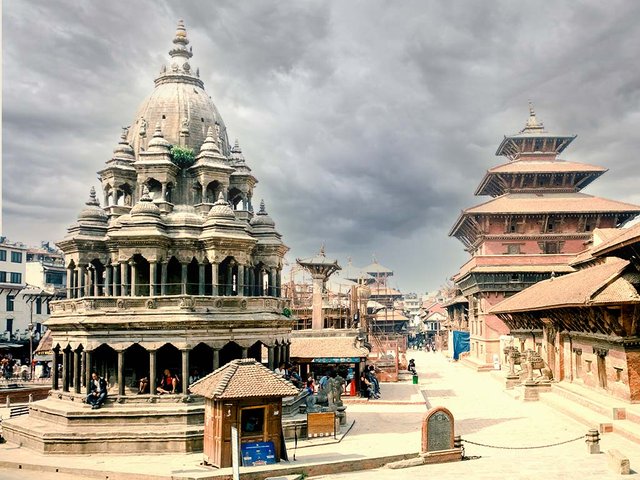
<box><xmin>241</xmin><ymin>441</ymin><xmax>276</xmax><ymax>467</ymax></box>
<box><xmin>312</xmin><ymin>357</ymin><xmax>361</xmax><ymax>363</ymax></box>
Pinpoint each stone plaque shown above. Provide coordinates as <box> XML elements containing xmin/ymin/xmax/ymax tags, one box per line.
<box><xmin>422</xmin><ymin>407</ymin><xmax>454</xmax><ymax>453</ymax></box>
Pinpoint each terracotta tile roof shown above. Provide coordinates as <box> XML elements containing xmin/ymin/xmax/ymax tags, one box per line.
<box><xmin>442</xmin><ymin>295</ymin><xmax>469</xmax><ymax>307</ymax></box>
<box><xmin>490</xmin><ymin>257</ymin><xmax>638</xmax><ymax>314</ymax></box>
<box><xmin>375</xmin><ymin>309</ymin><xmax>409</xmax><ymax>321</ymax></box>
<box><xmin>487</xmin><ymin>159</ymin><xmax>606</xmax><ymax>174</ymax></box>
<box><xmin>370</xmin><ymin>286</ymin><xmax>403</xmax><ymax>297</ymax></box>
<box><xmin>592</xmin><ymin>222</ymin><xmax>640</xmax><ymax>257</ymax></box>
<box><xmin>34</xmin><ymin>329</ymin><xmax>53</xmax><ymax>354</ymax></box>
<box><xmin>189</xmin><ymin>359</ymin><xmax>299</xmax><ymax>399</ymax></box>
<box><xmin>290</xmin><ymin>336</ymin><xmax>369</xmax><ymax>359</ymax></box>
<box><xmin>464</xmin><ymin>193</ymin><xmax>640</xmax><ymax>215</ymax></box>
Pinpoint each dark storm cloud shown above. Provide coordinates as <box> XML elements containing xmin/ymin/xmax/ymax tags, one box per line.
<box><xmin>3</xmin><ymin>0</ymin><xmax>640</xmax><ymax>293</ymax></box>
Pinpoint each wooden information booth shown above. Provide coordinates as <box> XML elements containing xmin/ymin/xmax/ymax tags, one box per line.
<box><xmin>190</xmin><ymin>359</ymin><xmax>299</xmax><ymax>468</ymax></box>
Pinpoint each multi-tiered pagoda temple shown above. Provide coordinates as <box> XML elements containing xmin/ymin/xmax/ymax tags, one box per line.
<box><xmin>4</xmin><ymin>21</ymin><xmax>292</xmax><ymax>454</ymax></box>
<box><xmin>449</xmin><ymin>105</ymin><xmax>640</xmax><ymax>370</ymax></box>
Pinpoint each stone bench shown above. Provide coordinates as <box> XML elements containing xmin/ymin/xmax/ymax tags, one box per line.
<box><xmin>607</xmin><ymin>449</ymin><xmax>630</xmax><ymax>475</ymax></box>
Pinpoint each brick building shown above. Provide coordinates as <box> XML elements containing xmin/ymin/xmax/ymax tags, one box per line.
<box><xmin>449</xmin><ymin>105</ymin><xmax>640</xmax><ymax>370</ymax></box>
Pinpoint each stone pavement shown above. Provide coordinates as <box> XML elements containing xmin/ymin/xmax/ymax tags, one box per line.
<box><xmin>1</xmin><ymin>350</ymin><xmax>639</xmax><ymax>479</ymax></box>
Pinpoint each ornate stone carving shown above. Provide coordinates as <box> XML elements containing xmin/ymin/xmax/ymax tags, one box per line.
<box><xmin>116</xmin><ymin>299</ymin><xmax>126</xmax><ymax>310</ymax></box>
<box><xmin>146</xmin><ymin>299</ymin><xmax>156</xmax><ymax>309</ymax></box>
<box><xmin>215</xmin><ymin>299</ymin><xmax>223</xmax><ymax>308</ymax></box>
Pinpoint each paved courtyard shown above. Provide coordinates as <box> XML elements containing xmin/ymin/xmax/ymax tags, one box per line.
<box><xmin>1</xmin><ymin>350</ymin><xmax>639</xmax><ymax>479</ymax></box>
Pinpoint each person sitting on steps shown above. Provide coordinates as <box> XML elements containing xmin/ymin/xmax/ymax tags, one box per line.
<box><xmin>86</xmin><ymin>372</ymin><xmax>108</xmax><ymax>409</ymax></box>
<box><xmin>157</xmin><ymin>369</ymin><xmax>180</xmax><ymax>394</ymax></box>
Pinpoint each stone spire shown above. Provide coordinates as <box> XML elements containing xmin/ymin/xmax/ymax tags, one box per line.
<box><xmin>521</xmin><ymin>101</ymin><xmax>545</xmax><ymax>133</ymax></box>
<box><xmin>169</xmin><ymin>19</ymin><xmax>192</xmax><ymax>61</ymax></box>
<box><xmin>87</xmin><ymin>187</ymin><xmax>99</xmax><ymax>206</ymax></box>
<box><xmin>147</xmin><ymin>123</ymin><xmax>171</xmax><ymax>152</ymax></box>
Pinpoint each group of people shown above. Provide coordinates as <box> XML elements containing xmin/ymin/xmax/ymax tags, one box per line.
<box><xmin>274</xmin><ymin>362</ymin><xmax>304</xmax><ymax>388</ymax></box>
<box><xmin>359</xmin><ymin>364</ymin><xmax>381</xmax><ymax>399</ymax></box>
<box><xmin>86</xmin><ymin>367</ymin><xmax>188</xmax><ymax>409</ymax></box>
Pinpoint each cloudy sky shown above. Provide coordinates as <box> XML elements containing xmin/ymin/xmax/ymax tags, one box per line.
<box><xmin>3</xmin><ymin>1</ymin><xmax>640</xmax><ymax>293</ymax></box>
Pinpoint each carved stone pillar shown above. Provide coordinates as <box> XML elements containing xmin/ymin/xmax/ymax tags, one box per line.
<box><xmin>237</xmin><ymin>264</ymin><xmax>245</xmax><ymax>297</ymax></box>
<box><xmin>161</xmin><ymin>183</ymin><xmax>167</xmax><ymax>201</ymax></box>
<box><xmin>211</xmin><ymin>262</ymin><xmax>219</xmax><ymax>296</ymax></box>
<box><xmin>129</xmin><ymin>260</ymin><xmax>137</xmax><ymax>297</ymax></box>
<box><xmin>78</xmin><ymin>265</ymin><xmax>87</xmax><ymax>298</ymax></box>
<box><xmin>226</xmin><ymin>262</ymin><xmax>234</xmax><ymax>296</ymax></box>
<box><xmin>62</xmin><ymin>347</ymin><xmax>69</xmax><ymax>392</ymax></box>
<box><xmin>113</xmin><ymin>263</ymin><xmax>119</xmax><ymax>297</ymax></box>
<box><xmin>284</xmin><ymin>342</ymin><xmax>290</xmax><ymax>364</ymax></box>
<box><xmin>149</xmin><ymin>350</ymin><xmax>157</xmax><ymax>394</ymax></box>
<box><xmin>241</xmin><ymin>347</ymin><xmax>248</xmax><ymax>359</ymax></box>
<box><xmin>92</xmin><ymin>267</ymin><xmax>100</xmax><ymax>297</ymax></box>
<box><xmin>274</xmin><ymin>345</ymin><xmax>281</xmax><ymax>368</ymax></box>
<box><xmin>105</xmin><ymin>266</ymin><xmax>112</xmax><ymax>297</ymax></box>
<box><xmin>276</xmin><ymin>269</ymin><xmax>282</xmax><ymax>298</ymax></box>
<box><xmin>117</xmin><ymin>350</ymin><xmax>125</xmax><ymax>396</ymax></box>
<box><xmin>269</xmin><ymin>267</ymin><xmax>277</xmax><ymax>296</ymax></box>
<box><xmin>74</xmin><ymin>348</ymin><xmax>82</xmax><ymax>394</ymax></box>
<box><xmin>160</xmin><ymin>261</ymin><xmax>168</xmax><ymax>296</ymax></box>
<box><xmin>268</xmin><ymin>346</ymin><xmax>275</xmax><ymax>370</ymax></box>
<box><xmin>66</xmin><ymin>266</ymin><xmax>73</xmax><ymax>298</ymax></box>
<box><xmin>181</xmin><ymin>350</ymin><xmax>189</xmax><ymax>394</ymax></box>
<box><xmin>181</xmin><ymin>263</ymin><xmax>188</xmax><ymax>295</ymax></box>
<box><xmin>52</xmin><ymin>348</ymin><xmax>60</xmax><ymax>390</ymax></box>
<box><xmin>85</xmin><ymin>350</ymin><xmax>93</xmax><ymax>393</ymax></box>
<box><xmin>120</xmin><ymin>261</ymin><xmax>129</xmax><ymax>297</ymax></box>
<box><xmin>85</xmin><ymin>265</ymin><xmax>92</xmax><ymax>297</ymax></box>
<box><xmin>213</xmin><ymin>348</ymin><xmax>220</xmax><ymax>371</ymax></box>
<box><xmin>149</xmin><ymin>261</ymin><xmax>157</xmax><ymax>296</ymax></box>
<box><xmin>199</xmin><ymin>263</ymin><xmax>205</xmax><ymax>296</ymax></box>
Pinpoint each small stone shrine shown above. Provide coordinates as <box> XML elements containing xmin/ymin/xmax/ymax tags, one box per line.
<box><xmin>190</xmin><ymin>359</ymin><xmax>299</xmax><ymax>468</ymax></box>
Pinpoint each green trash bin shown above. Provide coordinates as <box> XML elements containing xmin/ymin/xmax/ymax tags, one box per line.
<box><xmin>412</xmin><ymin>374</ymin><xmax>419</xmax><ymax>384</ymax></box>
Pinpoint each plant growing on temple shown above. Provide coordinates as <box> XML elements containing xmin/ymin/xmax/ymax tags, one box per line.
<box><xmin>170</xmin><ymin>145</ymin><xmax>195</xmax><ymax>168</ymax></box>
<box><xmin>282</xmin><ymin>307</ymin><xmax>292</xmax><ymax>318</ymax></box>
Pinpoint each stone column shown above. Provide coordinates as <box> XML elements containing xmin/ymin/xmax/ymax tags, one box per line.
<box><xmin>93</xmin><ymin>268</ymin><xmax>100</xmax><ymax>297</ymax></box>
<box><xmin>226</xmin><ymin>263</ymin><xmax>234</xmax><ymax>296</ymax></box>
<box><xmin>269</xmin><ymin>267</ymin><xmax>277</xmax><ymax>296</ymax></box>
<box><xmin>73</xmin><ymin>348</ymin><xmax>82</xmax><ymax>394</ymax></box>
<box><xmin>161</xmin><ymin>183</ymin><xmax>167</xmax><ymax>201</ymax></box>
<box><xmin>311</xmin><ymin>274</ymin><xmax>325</xmax><ymax>330</ymax></box>
<box><xmin>149</xmin><ymin>350</ymin><xmax>157</xmax><ymax>394</ymax></box>
<box><xmin>85</xmin><ymin>350</ymin><xmax>93</xmax><ymax>393</ymax></box>
<box><xmin>149</xmin><ymin>261</ymin><xmax>157</xmax><ymax>296</ymax></box>
<box><xmin>160</xmin><ymin>261</ymin><xmax>168</xmax><ymax>296</ymax></box>
<box><xmin>213</xmin><ymin>348</ymin><xmax>220</xmax><ymax>371</ymax></box>
<box><xmin>241</xmin><ymin>347</ymin><xmax>248</xmax><ymax>359</ymax></box>
<box><xmin>66</xmin><ymin>266</ymin><xmax>73</xmax><ymax>298</ymax></box>
<box><xmin>268</xmin><ymin>346</ymin><xmax>275</xmax><ymax>370</ymax></box>
<box><xmin>284</xmin><ymin>342</ymin><xmax>290</xmax><ymax>364</ymax></box>
<box><xmin>62</xmin><ymin>348</ymin><xmax>69</xmax><ymax>392</ymax></box>
<box><xmin>274</xmin><ymin>345</ymin><xmax>281</xmax><ymax>367</ymax></box>
<box><xmin>198</xmin><ymin>263</ymin><xmax>205</xmax><ymax>296</ymax></box>
<box><xmin>105</xmin><ymin>266</ymin><xmax>112</xmax><ymax>296</ymax></box>
<box><xmin>211</xmin><ymin>262</ymin><xmax>219</xmax><ymax>296</ymax></box>
<box><xmin>52</xmin><ymin>349</ymin><xmax>59</xmax><ymax>390</ymax></box>
<box><xmin>181</xmin><ymin>263</ymin><xmax>188</xmax><ymax>295</ymax></box>
<box><xmin>129</xmin><ymin>260</ymin><xmax>137</xmax><ymax>297</ymax></box>
<box><xmin>85</xmin><ymin>265</ymin><xmax>93</xmax><ymax>297</ymax></box>
<box><xmin>113</xmin><ymin>264</ymin><xmax>119</xmax><ymax>297</ymax></box>
<box><xmin>120</xmin><ymin>261</ymin><xmax>129</xmax><ymax>296</ymax></box>
<box><xmin>117</xmin><ymin>350</ymin><xmax>125</xmax><ymax>396</ymax></box>
<box><xmin>276</xmin><ymin>269</ymin><xmax>282</xmax><ymax>298</ymax></box>
<box><xmin>237</xmin><ymin>264</ymin><xmax>245</xmax><ymax>297</ymax></box>
<box><xmin>181</xmin><ymin>350</ymin><xmax>189</xmax><ymax>394</ymax></box>
<box><xmin>78</xmin><ymin>265</ymin><xmax>87</xmax><ymax>298</ymax></box>
<box><xmin>243</xmin><ymin>268</ymin><xmax>250</xmax><ymax>296</ymax></box>
<box><xmin>247</xmin><ymin>267</ymin><xmax>255</xmax><ymax>296</ymax></box>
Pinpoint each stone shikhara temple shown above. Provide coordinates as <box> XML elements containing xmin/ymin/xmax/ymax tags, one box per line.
<box><xmin>449</xmin><ymin>105</ymin><xmax>640</xmax><ymax>371</ymax></box>
<box><xmin>3</xmin><ymin>21</ymin><xmax>293</xmax><ymax>453</ymax></box>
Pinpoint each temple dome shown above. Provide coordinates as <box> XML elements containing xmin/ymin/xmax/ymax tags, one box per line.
<box><xmin>128</xmin><ymin>21</ymin><xmax>230</xmax><ymax>156</ymax></box>
<box><xmin>207</xmin><ymin>193</ymin><xmax>236</xmax><ymax>220</ymax></box>
<box><xmin>130</xmin><ymin>187</ymin><xmax>161</xmax><ymax>217</ymax></box>
<box><xmin>78</xmin><ymin>187</ymin><xmax>108</xmax><ymax>223</ymax></box>
<box><xmin>250</xmin><ymin>200</ymin><xmax>275</xmax><ymax>227</ymax></box>
<box><xmin>165</xmin><ymin>204</ymin><xmax>204</xmax><ymax>226</ymax></box>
